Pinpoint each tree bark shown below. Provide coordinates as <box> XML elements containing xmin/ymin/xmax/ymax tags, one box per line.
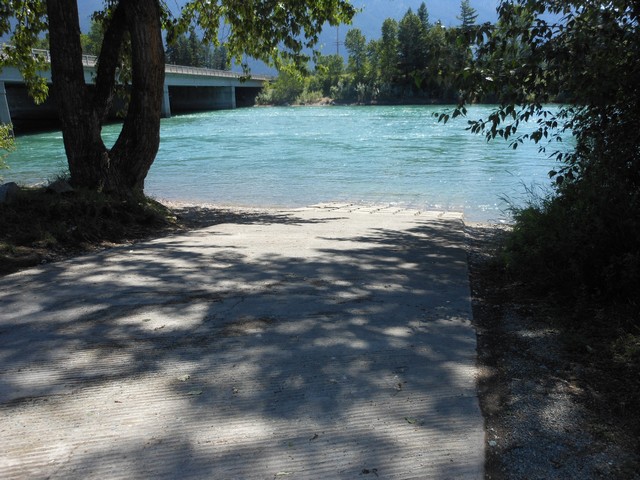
<box><xmin>110</xmin><ymin>0</ymin><xmax>165</xmax><ymax>193</ymax></box>
<box><xmin>46</xmin><ymin>0</ymin><xmax>107</xmax><ymax>190</ymax></box>
<box><xmin>46</xmin><ymin>0</ymin><xmax>164</xmax><ymax>195</ymax></box>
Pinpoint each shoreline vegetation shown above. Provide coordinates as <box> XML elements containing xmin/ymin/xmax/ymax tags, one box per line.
<box><xmin>254</xmin><ymin>4</ymin><xmax>492</xmax><ymax>108</ymax></box>
<box><xmin>254</xmin><ymin>96</ymin><xmax>468</xmax><ymax>108</ymax></box>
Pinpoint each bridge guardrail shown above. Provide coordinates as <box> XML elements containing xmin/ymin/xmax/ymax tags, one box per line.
<box><xmin>3</xmin><ymin>46</ymin><xmax>100</xmax><ymax>68</ymax></box>
<box><xmin>3</xmin><ymin>44</ymin><xmax>273</xmax><ymax>81</ymax></box>
<box><xmin>165</xmin><ymin>63</ymin><xmax>273</xmax><ymax>81</ymax></box>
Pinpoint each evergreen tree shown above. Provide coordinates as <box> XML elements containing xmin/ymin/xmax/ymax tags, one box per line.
<box><xmin>209</xmin><ymin>46</ymin><xmax>228</xmax><ymax>70</ymax></box>
<box><xmin>365</xmin><ymin>38</ymin><xmax>380</xmax><ymax>89</ymax></box>
<box><xmin>457</xmin><ymin>0</ymin><xmax>478</xmax><ymax>28</ymax></box>
<box><xmin>166</xmin><ymin>34</ymin><xmax>189</xmax><ymax>65</ymax></box>
<box><xmin>417</xmin><ymin>2</ymin><xmax>430</xmax><ymax>30</ymax></box>
<box><xmin>187</xmin><ymin>31</ymin><xmax>202</xmax><ymax>66</ymax></box>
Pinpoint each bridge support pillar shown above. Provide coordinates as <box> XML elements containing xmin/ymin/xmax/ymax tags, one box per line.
<box><xmin>209</xmin><ymin>86</ymin><xmax>236</xmax><ymax>109</ymax></box>
<box><xmin>229</xmin><ymin>86</ymin><xmax>236</xmax><ymax>109</ymax></box>
<box><xmin>161</xmin><ymin>83</ymin><xmax>171</xmax><ymax>118</ymax></box>
<box><xmin>0</xmin><ymin>82</ymin><xmax>12</xmax><ymax>125</ymax></box>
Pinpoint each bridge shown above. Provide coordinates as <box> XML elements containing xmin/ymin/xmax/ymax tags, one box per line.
<box><xmin>0</xmin><ymin>48</ymin><xmax>272</xmax><ymax>130</ymax></box>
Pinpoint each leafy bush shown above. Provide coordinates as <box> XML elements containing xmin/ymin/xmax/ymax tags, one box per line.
<box><xmin>450</xmin><ymin>1</ymin><xmax>640</xmax><ymax>321</ymax></box>
<box><xmin>505</xmin><ymin>191</ymin><xmax>639</xmax><ymax>305</ymax></box>
<box><xmin>0</xmin><ymin>124</ymin><xmax>15</xmax><ymax>178</ymax></box>
<box><xmin>295</xmin><ymin>89</ymin><xmax>324</xmax><ymax>105</ymax></box>
<box><xmin>255</xmin><ymin>70</ymin><xmax>305</xmax><ymax>105</ymax></box>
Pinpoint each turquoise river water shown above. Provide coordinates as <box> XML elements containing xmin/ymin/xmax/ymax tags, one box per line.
<box><xmin>4</xmin><ymin>105</ymin><xmax>567</xmax><ymax>222</ymax></box>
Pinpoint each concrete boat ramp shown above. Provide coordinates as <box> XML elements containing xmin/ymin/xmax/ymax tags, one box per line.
<box><xmin>0</xmin><ymin>204</ymin><xmax>484</xmax><ymax>479</ymax></box>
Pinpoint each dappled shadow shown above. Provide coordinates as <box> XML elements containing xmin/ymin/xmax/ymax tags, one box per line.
<box><xmin>171</xmin><ymin>204</ymin><xmax>348</xmax><ymax>229</ymax></box>
<box><xmin>0</xmin><ymin>211</ymin><xmax>483</xmax><ymax>479</ymax></box>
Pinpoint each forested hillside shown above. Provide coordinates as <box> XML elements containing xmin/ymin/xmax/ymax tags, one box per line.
<box><xmin>257</xmin><ymin>1</ymin><xmax>493</xmax><ymax>105</ymax></box>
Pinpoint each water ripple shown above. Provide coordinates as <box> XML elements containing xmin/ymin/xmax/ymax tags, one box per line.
<box><xmin>4</xmin><ymin>105</ymin><xmax>568</xmax><ymax>222</ymax></box>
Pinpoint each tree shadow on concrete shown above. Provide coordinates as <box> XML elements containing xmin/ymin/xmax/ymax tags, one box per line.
<box><xmin>172</xmin><ymin>205</ymin><xmax>348</xmax><ymax>229</ymax></box>
<box><xmin>0</xmin><ymin>212</ymin><xmax>483</xmax><ymax>479</ymax></box>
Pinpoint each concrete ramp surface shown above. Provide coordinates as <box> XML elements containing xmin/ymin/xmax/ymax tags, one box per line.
<box><xmin>0</xmin><ymin>205</ymin><xmax>484</xmax><ymax>479</ymax></box>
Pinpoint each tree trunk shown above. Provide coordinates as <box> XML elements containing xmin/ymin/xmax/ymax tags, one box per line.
<box><xmin>46</xmin><ymin>0</ymin><xmax>107</xmax><ymax>190</ymax></box>
<box><xmin>46</xmin><ymin>0</ymin><xmax>164</xmax><ymax>195</ymax></box>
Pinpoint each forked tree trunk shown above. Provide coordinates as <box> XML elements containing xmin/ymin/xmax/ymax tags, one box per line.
<box><xmin>46</xmin><ymin>0</ymin><xmax>165</xmax><ymax>195</ymax></box>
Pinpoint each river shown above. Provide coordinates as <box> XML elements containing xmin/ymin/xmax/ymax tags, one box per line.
<box><xmin>3</xmin><ymin>105</ymin><xmax>567</xmax><ymax>222</ymax></box>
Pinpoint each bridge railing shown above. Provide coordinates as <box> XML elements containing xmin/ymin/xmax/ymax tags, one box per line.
<box><xmin>165</xmin><ymin>63</ymin><xmax>272</xmax><ymax>81</ymax></box>
<box><xmin>3</xmin><ymin>44</ymin><xmax>272</xmax><ymax>81</ymax></box>
<box><xmin>2</xmin><ymin>45</ymin><xmax>99</xmax><ymax>68</ymax></box>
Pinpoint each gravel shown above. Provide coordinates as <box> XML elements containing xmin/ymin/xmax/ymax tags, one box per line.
<box><xmin>465</xmin><ymin>223</ymin><xmax>640</xmax><ymax>480</ymax></box>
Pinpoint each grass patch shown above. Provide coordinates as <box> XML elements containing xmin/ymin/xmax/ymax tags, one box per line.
<box><xmin>0</xmin><ymin>185</ymin><xmax>179</xmax><ymax>275</ymax></box>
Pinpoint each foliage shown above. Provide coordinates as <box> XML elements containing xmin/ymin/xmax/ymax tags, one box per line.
<box><xmin>310</xmin><ymin>53</ymin><xmax>345</xmax><ymax>97</ymax></box>
<box><xmin>451</xmin><ymin>0</ymin><xmax>640</xmax><ymax>310</ymax></box>
<box><xmin>397</xmin><ymin>8</ymin><xmax>428</xmax><ymax>93</ymax></box>
<box><xmin>295</xmin><ymin>88</ymin><xmax>325</xmax><ymax>105</ymax></box>
<box><xmin>0</xmin><ymin>123</ymin><xmax>14</xmax><ymax>177</ymax></box>
<box><xmin>33</xmin><ymin>34</ymin><xmax>49</xmax><ymax>50</ymax></box>
<box><xmin>378</xmin><ymin>18</ymin><xmax>399</xmax><ymax>91</ymax></box>
<box><xmin>417</xmin><ymin>2</ymin><xmax>430</xmax><ymax>30</ymax></box>
<box><xmin>172</xmin><ymin>0</ymin><xmax>357</xmax><ymax>73</ymax></box>
<box><xmin>344</xmin><ymin>28</ymin><xmax>367</xmax><ymax>83</ymax></box>
<box><xmin>81</xmin><ymin>18</ymin><xmax>104</xmax><ymax>56</ymax></box>
<box><xmin>0</xmin><ymin>1</ymin><xmax>49</xmax><ymax>104</ymax></box>
<box><xmin>256</xmin><ymin>69</ymin><xmax>305</xmax><ymax>105</ymax></box>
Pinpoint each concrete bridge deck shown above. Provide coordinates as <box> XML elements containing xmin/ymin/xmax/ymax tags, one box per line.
<box><xmin>0</xmin><ymin>48</ymin><xmax>271</xmax><ymax>129</ymax></box>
